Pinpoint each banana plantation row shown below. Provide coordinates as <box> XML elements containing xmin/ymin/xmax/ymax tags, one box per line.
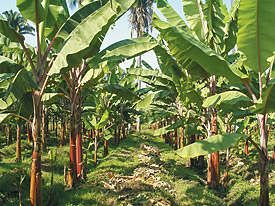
<box><xmin>0</xmin><ymin>0</ymin><xmax>274</xmax><ymax>205</ymax></box>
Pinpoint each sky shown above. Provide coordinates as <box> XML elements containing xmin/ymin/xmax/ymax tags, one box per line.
<box><xmin>0</xmin><ymin>0</ymin><xmax>232</xmax><ymax>70</ymax></box>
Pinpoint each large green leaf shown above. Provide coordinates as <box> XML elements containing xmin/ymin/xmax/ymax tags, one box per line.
<box><xmin>202</xmin><ymin>91</ymin><xmax>252</xmax><ymax>109</ymax></box>
<box><xmin>80</xmin><ymin>68</ymin><xmax>104</xmax><ymax>88</ymax></box>
<box><xmin>157</xmin><ymin>0</ymin><xmax>186</xmax><ymax>27</ymax></box>
<box><xmin>251</xmin><ymin>80</ymin><xmax>275</xmax><ymax>114</ymax></box>
<box><xmin>0</xmin><ymin>35</ymin><xmax>35</xmax><ymax>56</ymax></box>
<box><xmin>0</xmin><ymin>99</ymin><xmax>7</xmax><ymax>110</ymax></box>
<box><xmin>0</xmin><ymin>15</ymin><xmax>24</xmax><ymax>42</ymax></box>
<box><xmin>238</xmin><ymin>0</ymin><xmax>275</xmax><ymax>74</ymax></box>
<box><xmin>177</xmin><ymin>133</ymin><xmax>248</xmax><ymax>158</ymax></box>
<box><xmin>128</xmin><ymin>67</ymin><xmax>176</xmax><ymax>91</ymax></box>
<box><xmin>48</xmin><ymin>0</ymin><xmax>135</xmax><ymax>75</ymax></box>
<box><xmin>135</xmin><ymin>92</ymin><xmax>155</xmax><ymax>109</ymax></box>
<box><xmin>0</xmin><ymin>113</ymin><xmax>12</xmax><ymax>123</ymax></box>
<box><xmin>182</xmin><ymin>0</ymin><xmax>204</xmax><ymax>40</ymax></box>
<box><xmin>152</xmin><ymin>17</ymin><xmax>246</xmax><ymax>84</ymax></box>
<box><xmin>41</xmin><ymin>93</ymin><xmax>65</xmax><ymax>105</ymax></box>
<box><xmin>0</xmin><ymin>56</ymin><xmax>22</xmax><ymax>74</ymax></box>
<box><xmin>95</xmin><ymin>109</ymin><xmax>109</xmax><ymax>130</ymax></box>
<box><xmin>44</xmin><ymin>0</ymin><xmax>70</xmax><ymax>41</ymax></box>
<box><xmin>16</xmin><ymin>0</ymin><xmax>46</xmax><ymax>24</ymax></box>
<box><xmin>51</xmin><ymin>0</ymin><xmax>106</xmax><ymax>50</ymax></box>
<box><xmin>135</xmin><ymin>90</ymin><xmax>175</xmax><ymax>109</ymax></box>
<box><xmin>202</xmin><ymin>0</ymin><xmax>226</xmax><ymax>52</ymax></box>
<box><xmin>5</xmin><ymin>69</ymin><xmax>37</xmax><ymax>107</ymax></box>
<box><xmin>222</xmin><ymin>0</ymin><xmax>239</xmax><ymax>54</ymax></box>
<box><xmin>18</xmin><ymin>92</ymin><xmax>33</xmax><ymax>118</ymax></box>
<box><xmin>89</xmin><ymin>37</ymin><xmax>159</xmax><ymax>70</ymax></box>
<box><xmin>104</xmin><ymin>84</ymin><xmax>139</xmax><ymax>101</ymax></box>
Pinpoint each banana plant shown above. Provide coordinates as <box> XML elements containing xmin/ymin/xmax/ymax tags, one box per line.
<box><xmin>0</xmin><ymin>0</ymin><xmax>136</xmax><ymax>204</ymax></box>
<box><xmin>152</xmin><ymin>0</ymin><xmax>246</xmax><ymax>188</ymax></box>
<box><xmin>153</xmin><ymin>0</ymin><xmax>275</xmax><ymax>204</ymax></box>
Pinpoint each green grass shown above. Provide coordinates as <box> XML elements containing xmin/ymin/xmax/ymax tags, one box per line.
<box><xmin>0</xmin><ymin>125</ymin><xmax>274</xmax><ymax>205</ymax></box>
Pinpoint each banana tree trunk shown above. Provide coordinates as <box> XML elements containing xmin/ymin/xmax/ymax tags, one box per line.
<box><xmin>207</xmin><ymin>108</ymin><xmax>220</xmax><ymax>187</ymax></box>
<box><xmin>16</xmin><ymin>125</ymin><xmax>21</xmax><ymax>162</ymax></box>
<box><xmin>104</xmin><ymin>139</ymin><xmax>108</xmax><ymax>157</ymax></box>
<box><xmin>258</xmin><ymin>114</ymin><xmax>269</xmax><ymax>206</ymax></box>
<box><xmin>27</xmin><ymin>123</ymin><xmax>31</xmax><ymax>142</ymax></box>
<box><xmin>30</xmin><ymin>95</ymin><xmax>42</xmax><ymax>206</ymax></box>
<box><xmin>60</xmin><ymin>114</ymin><xmax>66</xmax><ymax>148</ymax></box>
<box><xmin>41</xmin><ymin>105</ymin><xmax>47</xmax><ymax>152</ymax></box>
<box><xmin>76</xmin><ymin>92</ymin><xmax>83</xmax><ymax>179</ymax></box>
<box><xmin>68</xmin><ymin>103</ymin><xmax>77</xmax><ymax>187</ymax></box>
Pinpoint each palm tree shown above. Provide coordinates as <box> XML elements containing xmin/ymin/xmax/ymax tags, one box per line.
<box><xmin>129</xmin><ymin>0</ymin><xmax>154</xmax><ymax>38</ymax></box>
<box><xmin>129</xmin><ymin>0</ymin><xmax>155</xmax><ymax>131</ymax></box>
<box><xmin>2</xmin><ymin>10</ymin><xmax>34</xmax><ymax>35</ymax></box>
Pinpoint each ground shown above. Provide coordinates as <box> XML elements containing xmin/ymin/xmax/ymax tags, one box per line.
<box><xmin>0</xmin><ymin>125</ymin><xmax>275</xmax><ymax>205</ymax></box>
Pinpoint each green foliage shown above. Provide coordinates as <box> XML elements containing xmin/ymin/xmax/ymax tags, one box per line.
<box><xmin>238</xmin><ymin>0</ymin><xmax>275</xmax><ymax>74</ymax></box>
<box><xmin>202</xmin><ymin>91</ymin><xmax>252</xmax><ymax>110</ymax></box>
<box><xmin>251</xmin><ymin>80</ymin><xmax>275</xmax><ymax>114</ymax></box>
<box><xmin>177</xmin><ymin>133</ymin><xmax>248</xmax><ymax>158</ymax></box>
<box><xmin>152</xmin><ymin>17</ymin><xmax>246</xmax><ymax>83</ymax></box>
<box><xmin>49</xmin><ymin>0</ymin><xmax>136</xmax><ymax>75</ymax></box>
<box><xmin>41</xmin><ymin>93</ymin><xmax>66</xmax><ymax>105</ymax></box>
<box><xmin>0</xmin><ymin>56</ymin><xmax>22</xmax><ymax>74</ymax></box>
<box><xmin>16</xmin><ymin>0</ymin><xmax>46</xmax><ymax>24</ymax></box>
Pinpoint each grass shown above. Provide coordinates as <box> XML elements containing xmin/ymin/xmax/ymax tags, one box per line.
<box><xmin>0</xmin><ymin>125</ymin><xmax>274</xmax><ymax>205</ymax></box>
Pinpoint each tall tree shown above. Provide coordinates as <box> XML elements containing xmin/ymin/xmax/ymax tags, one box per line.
<box><xmin>2</xmin><ymin>10</ymin><xmax>34</xmax><ymax>35</ymax></box>
<box><xmin>129</xmin><ymin>0</ymin><xmax>155</xmax><ymax>131</ymax></box>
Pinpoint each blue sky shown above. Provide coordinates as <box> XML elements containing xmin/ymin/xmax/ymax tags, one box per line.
<box><xmin>0</xmin><ymin>0</ymin><xmax>232</xmax><ymax>69</ymax></box>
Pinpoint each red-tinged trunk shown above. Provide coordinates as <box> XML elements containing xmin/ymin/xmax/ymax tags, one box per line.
<box><xmin>60</xmin><ymin>114</ymin><xmax>66</xmax><ymax>148</ymax></box>
<box><xmin>30</xmin><ymin>95</ymin><xmax>42</xmax><ymax>206</ymax></box>
<box><xmin>41</xmin><ymin>105</ymin><xmax>47</xmax><ymax>152</ymax></box>
<box><xmin>76</xmin><ymin>131</ymin><xmax>83</xmax><ymax>178</ymax></box>
<box><xmin>16</xmin><ymin>125</ymin><xmax>21</xmax><ymax>162</ymax></box>
<box><xmin>174</xmin><ymin>136</ymin><xmax>178</xmax><ymax>150</ymax></box>
<box><xmin>180</xmin><ymin>127</ymin><xmax>184</xmax><ymax>148</ymax></box>
<box><xmin>207</xmin><ymin>108</ymin><xmax>220</xmax><ymax>187</ymax></box>
<box><xmin>104</xmin><ymin>140</ymin><xmax>108</xmax><ymax>157</ymax></box>
<box><xmin>245</xmin><ymin>139</ymin><xmax>249</xmax><ymax>156</ymax></box>
<box><xmin>207</xmin><ymin>151</ymin><xmax>220</xmax><ymax>187</ymax></box>
<box><xmin>76</xmin><ymin>95</ymin><xmax>83</xmax><ymax>179</ymax></box>
<box><xmin>258</xmin><ymin>114</ymin><xmax>269</xmax><ymax>206</ymax></box>
<box><xmin>169</xmin><ymin>131</ymin><xmax>173</xmax><ymax>147</ymax></box>
<box><xmin>27</xmin><ymin>123</ymin><xmax>32</xmax><ymax>142</ymax></box>
<box><xmin>87</xmin><ymin>130</ymin><xmax>90</xmax><ymax>138</ymax></box>
<box><xmin>68</xmin><ymin>109</ymin><xmax>77</xmax><ymax>187</ymax></box>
